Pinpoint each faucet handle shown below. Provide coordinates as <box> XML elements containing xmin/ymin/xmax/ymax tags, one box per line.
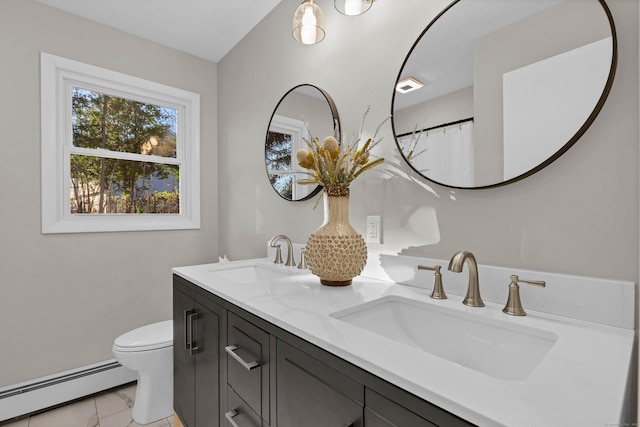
<box><xmin>418</xmin><ymin>265</ymin><xmax>447</xmax><ymax>300</ymax></box>
<box><xmin>273</xmin><ymin>245</ymin><xmax>283</xmax><ymax>264</ymax></box>
<box><xmin>297</xmin><ymin>248</ymin><xmax>308</xmax><ymax>269</ymax></box>
<box><xmin>503</xmin><ymin>274</ymin><xmax>546</xmax><ymax>316</ymax></box>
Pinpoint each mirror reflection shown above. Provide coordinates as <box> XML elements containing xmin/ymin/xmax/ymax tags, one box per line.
<box><xmin>266</xmin><ymin>84</ymin><xmax>339</xmax><ymax>201</ymax></box>
<box><xmin>392</xmin><ymin>0</ymin><xmax>616</xmax><ymax>189</ymax></box>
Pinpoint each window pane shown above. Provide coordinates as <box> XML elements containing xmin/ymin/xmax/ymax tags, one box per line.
<box><xmin>72</xmin><ymin>88</ymin><xmax>177</xmax><ymax>158</ymax></box>
<box><xmin>266</xmin><ymin>131</ymin><xmax>292</xmax><ymax>171</ymax></box>
<box><xmin>70</xmin><ymin>154</ymin><xmax>179</xmax><ymax>214</ymax></box>
<box><xmin>268</xmin><ymin>174</ymin><xmax>293</xmax><ymax>200</ymax></box>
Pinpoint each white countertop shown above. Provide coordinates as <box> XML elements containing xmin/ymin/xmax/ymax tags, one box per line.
<box><xmin>173</xmin><ymin>258</ymin><xmax>634</xmax><ymax>427</ymax></box>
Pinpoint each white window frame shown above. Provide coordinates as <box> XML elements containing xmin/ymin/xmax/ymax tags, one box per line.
<box><xmin>41</xmin><ymin>52</ymin><xmax>200</xmax><ymax>233</ymax></box>
<box><xmin>267</xmin><ymin>114</ymin><xmax>312</xmax><ymax>200</ymax></box>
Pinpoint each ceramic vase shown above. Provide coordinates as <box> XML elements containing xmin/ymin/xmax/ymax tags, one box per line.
<box><xmin>305</xmin><ymin>187</ymin><xmax>367</xmax><ymax>286</ymax></box>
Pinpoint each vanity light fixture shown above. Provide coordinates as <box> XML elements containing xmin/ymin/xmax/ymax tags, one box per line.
<box><xmin>292</xmin><ymin>0</ymin><xmax>326</xmax><ymax>45</ymax></box>
<box><xmin>334</xmin><ymin>0</ymin><xmax>376</xmax><ymax>16</ymax></box>
<box><xmin>396</xmin><ymin>77</ymin><xmax>424</xmax><ymax>94</ymax></box>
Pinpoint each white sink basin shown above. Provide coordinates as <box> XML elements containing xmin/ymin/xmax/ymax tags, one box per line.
<box><xmin>209</xmin><ymin>263</ymin><xmax>297</xmax><ymax>284</ymax></box>
<box><xmin>331</xmin><ymin>296</ymin><xmax>558</xmax><ymax>381</ymax></box>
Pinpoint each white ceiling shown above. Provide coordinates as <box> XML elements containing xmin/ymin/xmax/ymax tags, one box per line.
<box><xmin>35</xmin><ymin>0</ymin><xmax>284</xmax><ymax>63</ymax></box>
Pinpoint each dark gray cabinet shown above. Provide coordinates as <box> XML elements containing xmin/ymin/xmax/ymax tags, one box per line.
<box><xmin>174</xmin><ymin>276</ymin><xmax>223</xmax><ymax>427</ymax></box>
<box><xmin>276</xmin><ymin>340</ymin><xmax>363</xmax><ymax>427</ymax></box>
<box><xmin>364</xmin><ymin>389</ymin><xmax>435</xmax><ymax>427</ymax></box>
<box><xmin>225</xmin><ymin>385</ymin><xmax>262</xmax><ymax>427</ymax></box>
<box><xmin>173</xmin><ymin>275</ymin><xmax>475</xmax><ymax>427</ymax></box>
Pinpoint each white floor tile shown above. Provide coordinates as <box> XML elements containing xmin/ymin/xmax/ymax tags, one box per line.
<box><xmin>4</xmin><ymin>383</ymin><xmax>175</xmax><ymax>427</ymax></box>
<box><xmin>95</xmin><ymin>383</ymin><xmax>136</xmax><ymax>419</ymax></box>
<box><xmin>28</xmin><ymin>398</ymin><xmax>98</xmax><ymax>427</ymax></box>
<box><xmin>99</xmin><ymin>409</ymin><xmax>169</xmax><ymax>427</ymax></box>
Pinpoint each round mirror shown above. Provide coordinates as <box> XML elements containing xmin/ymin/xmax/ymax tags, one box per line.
<box><xmin>392</xmin><ymin>0</ymin><xmax>616</xmax><ymax>189</ymax></box>
<box><xmin>266</xmin><ymin>84</ymin><xmax>340</xmax><ymax>201</ymax></box>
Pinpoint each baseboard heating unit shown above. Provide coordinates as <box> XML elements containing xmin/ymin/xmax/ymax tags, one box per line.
<box><xmin>0</xmin><ymin>359</ymin><xmax>137</xmax><ymax>422</ymax></box>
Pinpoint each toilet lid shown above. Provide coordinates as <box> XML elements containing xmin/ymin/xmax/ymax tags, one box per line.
<box><xmin>114</xmin><ymin>320</ymin><xmax>173</xmax><ymax>352</ymax></box>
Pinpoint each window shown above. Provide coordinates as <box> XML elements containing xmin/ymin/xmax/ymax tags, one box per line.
<box><xmin>266</xmin><ymin>114</ymin><xmax>314</xmax><ymax>200</ymax></box>
<box><xmin>41</xmin><ymin>53</ymin><xmax>200</xmax><ymax>233</ymax></box>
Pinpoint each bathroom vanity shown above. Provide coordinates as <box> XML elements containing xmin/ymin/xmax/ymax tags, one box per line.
<box><xmin>172</xmin><ymin>258</ymin><xmax>634</xmax><ymax>427</ymax></box>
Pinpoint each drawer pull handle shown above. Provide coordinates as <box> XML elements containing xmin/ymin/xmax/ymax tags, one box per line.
<box><xmin>184</xmin><ymin>309</ymin><xmax>194</xmax><ymax>351</ymax></box>
<box><xmin>225</xmin><ymin>345</ymin><xmax>260</xmax><ymax>370</ymax></box>
<box><xmin>225</xmin><ymin>409</ymin><xmax>241</xmax><ymax>427</ymax></box>
<box><xmin>187</xmin><ymin>311</ymin><xmax>200</xmax><ymax>355</ymax></box>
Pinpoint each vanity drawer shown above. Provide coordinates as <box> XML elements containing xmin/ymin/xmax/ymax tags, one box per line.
<box><xmin>226</xmin><ymin>312</ymin><xmax>270</xmax><ymax>422</ymax></box>
<box><xmin>225</xmin><ymin>385</ymin><xmax>263</xmax><ymax>427</ymax></box>
<box><xmin>365</xmin><ymin>389</ymin><xmax>435</xmax><ymax>427</ymax></box>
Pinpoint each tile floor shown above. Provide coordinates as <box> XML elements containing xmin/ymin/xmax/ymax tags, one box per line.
<box><xmin>1</xmin><ymin>383</ymin><xmax>175</xmax><ymax>427</ymax></box>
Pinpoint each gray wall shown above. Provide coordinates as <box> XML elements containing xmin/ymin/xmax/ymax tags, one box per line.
<box><xmin>0</xmin><ymin>0</ymin><xmax>219</xmax><ymax>387</ymax></box>
<box><xmin>218</xmin><ymin>0</ymin><xmax>638</xmax><ymax>282</ymax></box>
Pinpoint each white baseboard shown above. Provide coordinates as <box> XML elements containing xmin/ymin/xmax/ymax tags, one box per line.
<box><xmin>0</xmin><ymin>359</ymin><xmax>137</xmax><ymax>422</ymax></box>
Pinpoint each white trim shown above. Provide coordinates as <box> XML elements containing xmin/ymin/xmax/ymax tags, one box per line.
<box><xmin>268</xmin><ymin>114</ymin><xmax>308</xmax><ymax>157</ymax></box>
<box><xmin>41</xmin><ymin>52</ymin><xmax>201</xmax><ymax>233</ymax></box>
<box><xmin>0</xmin><ymin>360</ymin><xmax>136</xmax><ymax>422</ymax></box>
<box><xmin>267</xmin><ymin>114</ymin><xmax>312</xmax><ymax>199</ymax></box>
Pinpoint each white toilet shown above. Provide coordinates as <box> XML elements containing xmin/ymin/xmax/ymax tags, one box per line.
<box><xmin>112</xmin><ymin>320</ymin><xmax>173</xmax><ymax>425</ymax></box>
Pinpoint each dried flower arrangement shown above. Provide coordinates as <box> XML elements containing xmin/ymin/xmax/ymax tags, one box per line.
<box><xmin>296</xmin><ymin>108</ymin><xmax>389</xmax><ymax>194</ymax></box>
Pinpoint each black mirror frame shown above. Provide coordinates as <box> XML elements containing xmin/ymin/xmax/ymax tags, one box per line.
<box><xmin>266</xmin><ymin>84</ymin><xmax>341</xmax><ymax>201</ymax></box>
<box><xmin>391</xmin><ymin>0</ymin><xmax>618</xmax><ymax>190</ymax></box>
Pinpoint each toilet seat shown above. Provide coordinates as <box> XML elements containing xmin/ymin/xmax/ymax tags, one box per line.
<box><xmin>113</xmin><ymin>320</ymin><xmax>172</xmax><ymax>352</ymax></box>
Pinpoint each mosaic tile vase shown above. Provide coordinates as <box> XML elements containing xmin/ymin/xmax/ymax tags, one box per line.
<box><xmin>305</xmin><ymin>187</ymin><xmax>367</xmax><ymax>286</ymax></box>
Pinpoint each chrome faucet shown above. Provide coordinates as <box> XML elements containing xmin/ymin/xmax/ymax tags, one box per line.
<box><xmin>269</xmin><ymin>235</ymin><xmax>296</xmax><ymax>267</ymax></box>
<box><xmin>448</xmin><ymin>251</ymin><xmax>484</xmax><ymax>307</ymax></box>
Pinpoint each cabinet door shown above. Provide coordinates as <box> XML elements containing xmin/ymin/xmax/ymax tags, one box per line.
<box><xmin>364</xmin><ymin>389</ymin><xmax>435</xmax><ymax>427</ymax></box>
<box><xmin>194</xmin><ymin>296</ymin><xmax>223</xmax><ymax>427</ymax></box>
<box><xmin>174</xmin><ymin>279</ymin><xmax>223</xmax><ymax>427</ymax></box>
<box><xmin>276</xmin><ymin>340</ymin><xmax>363</xmax><ymax>427</ymax></box>
<box><xmin>174</xmin><ymin>286</ymin><xmax>196</xmax><ymax>427</ymax></box>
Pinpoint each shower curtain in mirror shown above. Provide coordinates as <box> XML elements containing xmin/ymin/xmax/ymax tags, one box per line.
<box><xmin>402</xmin><ymin>121</ymin><xmax>474</xmax><ymax>187</ymax></box>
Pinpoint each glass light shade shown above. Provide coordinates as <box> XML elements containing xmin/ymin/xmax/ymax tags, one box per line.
<box><xmin>334</xmin><ymin>0</ymin><xmax>374</xmax><ymax>16</ymax></box>
<box><xmin>292</xmin><ymin>0</ymin><xmax>325</xmax><ymax>44</ymax></box>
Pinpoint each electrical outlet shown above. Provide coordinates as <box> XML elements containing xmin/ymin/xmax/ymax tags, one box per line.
<box><xmin>366</xmin><ymin>215</ymin><xmax>382</xmax><ymax>244</ymax></box>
